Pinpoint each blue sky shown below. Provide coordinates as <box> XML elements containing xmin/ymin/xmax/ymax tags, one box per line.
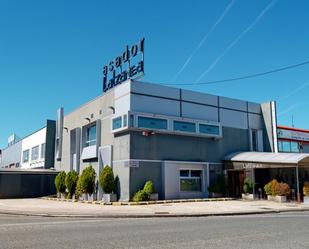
<box><xmin>1</xmin><ymin>0</ymin><xmax>309</xmax><ymax>148</ymax></box>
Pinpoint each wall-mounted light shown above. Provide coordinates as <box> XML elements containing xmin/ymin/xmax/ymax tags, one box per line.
<box><xmin>84</xmin><ymin>117</ymin><xmax>91</xmax><ymax>123</ymax></box>
<box><xmin>108</xmin><ymin>106</ymin><xmax>115</xmax><ymax>114</ymax></box>
<box><xmin>64</xmin><ymin>127</ymin><xmax>68</xmax><ymax>132</ymax></box>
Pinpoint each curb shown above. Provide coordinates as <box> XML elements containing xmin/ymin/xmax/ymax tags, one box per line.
<box><xmin>1</xmin><ymin>208</ymin><xmax>309</xmax><ymax>219</ymax></box>
<box><xmin>41</xmin><ymin>197</ymin><xmax>236</xmax><ymax>206</ymax></box>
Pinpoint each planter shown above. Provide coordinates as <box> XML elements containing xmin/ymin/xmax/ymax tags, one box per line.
<box><xmin>267</xmin><ymin>195</ymin><xmax>287</xmax><ymax>202</ymax></box>
<box><xmin>149</xmin><ymin>193</ymin><xmax>159</xmax><ymax>201</ymax></box>
<box><xmin>303</xmin><ymin>196</ymin><xmax>309</xmax><ymax>204</ymax></box>
<box><xmin>103</xmin><ymin>193</ymin><xmax>117</xmax><ymax>203</ymax></box>
<box><xmin>60</xmin><ymin>193</ymin><xmax>66</xmax><ymax>200</ymax></box>
<box><xmin>242</xmin><ymin>193</ymin><xmax>255</xmax><ymax>201</ymax></box>
<box><xmin>87</xmin><ymin>194</ymin><xmax>97</xmax><ymax>202</ymax></box>
<box><xmin>209</xmin><ymin>192</ymin><xmax>223</xmax><ymax>198</ymax></box>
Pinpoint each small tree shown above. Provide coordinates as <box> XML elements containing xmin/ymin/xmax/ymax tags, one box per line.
<box><xmin>79</xmin><ymin>165</ymin><xmax>96</xmax><ymax>195</ymax></box>
<box><xmin>99</xmin><ymin>165</ymin><xmax>115</xmax><ymax>194</ymax></box>
<box><xmin>55</xmin><ymin>171</ymin><xmax>66</xmax><ymax>194</ymax></box>
<box><xmin>65</xmin><ymin>171</ymin><xmax>79</xmax><ymax>198</ymax></box>
<box><xmin>143</xmin><ymin>181</ymin><xmax>155</xmax><ymax>195</ymax></box>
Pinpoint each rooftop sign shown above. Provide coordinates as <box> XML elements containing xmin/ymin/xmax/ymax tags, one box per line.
<box><xmin>103</xmin><ymin>38</ymin><xmax>145</xmax><ymax>93</ymax></box>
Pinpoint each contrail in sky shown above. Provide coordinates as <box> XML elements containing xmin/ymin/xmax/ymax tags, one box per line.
<box><xmin>279</xmin><ymin>80</ymin><xmax>309</xmax><ymax>101</ymax></box>
<box><xmin>195</xmin><ymin>0</ymin><xmax>277</xmax><ymax>83</ymax></box>
<box><xmin>171</xmin><ymin>0</ymin><xmax>236</xmax><ymax>82</ymax></box>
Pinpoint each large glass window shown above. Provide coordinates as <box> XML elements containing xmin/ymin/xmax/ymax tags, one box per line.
<box><xmin>180</xmin><ymin>169</ymin><xmax>202</xmax><ymax>192</ymax></box>
<box><xmin>251</xmin><ymin>130</ymin><xmax>258</xmax><ymax>151</ymax></box>
<box><xmin>282</xmin><ymin>141</ymin><xmax>291</xmax><ymax>152</ymax></box>
<box><xmin>31</xmin><ymin>146</ymin><xmax>39</xmax><ymax>161</ymax></box>
<box><xmin>85</xmin><ymin>125</ymin><xmax>97</xmax><ymax>147</ymax></box>
<box><xmin>22</xmin><ymin>149</ymin><xmax>29</xmax><ymax>163</ymax></box>
<box><xmin>40</xmin><ymin>143</ymin><xmax>45</xmax><ymax>159</ymax></box>
<box><xmin>112</xmin><ymin>116</ymin><xmax>122</xmax><ymax>130</ymax></box>
<box><xmin>291</xmin><ymin>142</ymin><xmax>300</xmax><ymax>153</ymax></box>
<box><xmin>199</xmin><ymin>124</ymin><xmax>219</xmax><ymax>135</ymax></box>
<box><xmin>138</xmin><ymin>116</ymin><xmax>167</xmax><ymax>130</ymax></box>
<box><xmin>174</xmin><ymin>121</ymin><xmax>196</xmax><ymax>133</ymax></box>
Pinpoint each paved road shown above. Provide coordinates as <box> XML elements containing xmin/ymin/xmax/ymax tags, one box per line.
<box><xmin>0</xmin><ymin>212</ymin><xmax>308</xmax><ymax>249</ymax></box>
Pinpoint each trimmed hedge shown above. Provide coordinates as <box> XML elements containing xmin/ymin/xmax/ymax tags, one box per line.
<box><xmin>55</xmin><ymin>171</ymin><xmax>66</xmax><ymax>194</ymax></box>
<box><xmin>99</xmin><ymin>166</ymin><xmax>115</xmax><ymax>194</ymax></box>
<box><xmin>76</xmin><ymin>165</ymin><xmax>96</xmax><ymax>196</ymax></box>
<box><xmin>65</xmin><ymin>171</ymin><xmax>79</xmax><ymax>198</ymax></box>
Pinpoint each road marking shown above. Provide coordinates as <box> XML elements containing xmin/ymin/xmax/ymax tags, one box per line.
<box><xmin>0</xmin><ymin>218</ymin><xmax>143</xmax><ymax>227</ymax></box>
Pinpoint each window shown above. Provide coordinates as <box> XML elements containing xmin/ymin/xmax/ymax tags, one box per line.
<box><xmin>23</xmin><ymin>149</ymin><xmax>29</xmax><ymax>163</ymax></box>
<box><xmin>180</xmin><ymin>169</ymin><xmax>202</xmax><ymax>192</ymax></box>
<box><xmin>282</xmin><ymin>141</ymin><xmax>291</xmax><ymax>152</ymax></box>
<box><xmin>123</xmin><ymin>114</ymin><xmax>128</xmax><ymax>127</ymax></box>
<box><xmin>174</xmin><ymin>121</ymin><xmax>196</xmax><ymax>133</ymax></box>
<box><xmin>112</xmin><ymin>116</ymin><xmax>122</xmax><ymax>130</ymax></box>
<box><xmin>85</xmin><ymin>125</ymin><xmax>97</xmax><ymax>147</ymax></box>
<box><xmin>41</xmin><ymin>143</ymin><xmax>45</xmax><ymax>159</ymax></box>
<box><xmin>138</xmin><ymin>116</ymin><xmax>167</xmax><ymax>130</ymax></box>
<box><xmin>31</xmin><ymin>146</ymin><xmax>39</xmax><ymax>161</ymax></box>
<box><xmin>251</xmin><ymin>130</ymin><xmax>258</xmax><ymax>151</ymax></box>
<box><xmin>129</xmin><ymin>115</ymin><xmax>134</xmax><ymax>128</ymax></box>
<box><xmin>291</xmin><ymin>142</ymin><xmax>300</xmax><ymax>153</ymax></box>
<box><xmin>278</xmin><ymin>140</ymin><xmax>300</xmax><ymax>153</ymax></box>
<box><xmin>199</xmin><ymin>124</ymin><xmax>220</xmax><ymax>135</ymax></box>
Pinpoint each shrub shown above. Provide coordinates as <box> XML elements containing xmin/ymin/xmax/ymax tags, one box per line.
<box><xmin>132</xmin><ymin>189</ymin><xmax>149</xmax><ymax>202</ymax></box>
<box><xmin>303</xmin><ymin>182</ymin><xmax>309</xmax><ymax>196</ymax></box>
<box><xmin>243</xmin><ymin>178</ymin><xmax>254</xmax><ymax>194</ymax></box>
<box><xmin>143</xmin><ymin>181</ymin><xmax>155</xmax><ymax>195</ymax></box>
<box><xmin>65</xmin><ymin>171</ymin><xmax>79</xmax><ymax>198</ymax></box>
<box><xmin>264</xmin><ymin>179</ymin><xmax>290</xmax><ymax>196</ymax></box>
<box><xmin>79</xmin><ymin>165</ymin><xmax>96</xmax><ymax>195</ymax></box>
<box><xmin>278</xmin><ymin>183</ymin><xmax>290</xmax><ymax>196</ymax></box>
<box><xmin>55</xmin><ymin>171</ymin><xmax>66</xmax><ymax>194</ymax></box>
<box><xmin>99</xmin><ymin>165</ymin><xmax>115</xmax><ymax>194</ymax></box>
<box><xmin>264</xmin><ymin>180</ymin><xmax>273</xmax><ymax>195</ymax></box>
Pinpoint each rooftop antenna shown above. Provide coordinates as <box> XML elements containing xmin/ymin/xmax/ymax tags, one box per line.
<box><xmin>292</xmin><ymin>115</ymin><xmax>294</xmax><ymax>128</ymax></box>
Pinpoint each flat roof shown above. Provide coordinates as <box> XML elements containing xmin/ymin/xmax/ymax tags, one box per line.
<box><xmin>224</xmin><ymin>151</ymin><xmax>309</xmax><ymax>165</ymax></box>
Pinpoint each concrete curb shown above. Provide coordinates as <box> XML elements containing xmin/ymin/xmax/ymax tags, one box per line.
<box><xmin>41</xmin><ymin>197</ymin><xmax>236</xmax><ymax>206</ymax></box>
<box><xmin>1</xmin><ymin>207</ymin><xmax>309</xmax><ymax>219</ymax></box>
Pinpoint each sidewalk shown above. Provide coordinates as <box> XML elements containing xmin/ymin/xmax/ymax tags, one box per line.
<box><xmin>0</xmin><ymin>198</ymin><xmax>309</xmax><ymax>218</ymax></box>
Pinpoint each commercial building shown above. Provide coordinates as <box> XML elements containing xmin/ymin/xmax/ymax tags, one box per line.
<box><xmin>277</xmin><ymin>126</ymin><xmax>309</xmax><ymax>153</ymax></box>
<box><xmin>0</xmin><ymin>120</ymin><xmax>56</xmax><ymax>169</ymax></box>
<box><xmin>0</xmin><ymin>134</ymin><xmax>22</xmax><ymax>169</ymax></box>
<box><xmin>54</xmin><ymin>79</ymin><xmax>277</xmax><ymax>201</ymax></box>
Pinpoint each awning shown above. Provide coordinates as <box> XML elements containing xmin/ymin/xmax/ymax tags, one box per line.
<box><xmin>224</xmin><ymin>151</ymin><xmax>309</xmax><ymax>169</ymax></box>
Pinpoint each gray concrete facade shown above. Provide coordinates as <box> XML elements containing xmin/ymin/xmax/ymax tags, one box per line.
<box><xmin>54</xmin><ymin>80</ymin><xmax>275</xmax><ymax>201</ymax></box>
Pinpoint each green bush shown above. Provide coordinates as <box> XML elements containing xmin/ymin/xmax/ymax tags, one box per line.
<box><xmin>132</xmin><ymin>189</ymin><xmax>149</xmax><ymax>202</ymax></box>
<box><xmin>243</xmin><ymin>178</ymin><xmax>254</xmax><ymax>194</ymax></box>
<box><xmin>264</xmin><ymin>179</ymin><xmax>290</xmax><ymax>196</ymax></box>
<box><xmin>65</xmin><ymin>171</ymin><xmax>79</xmax><ymax>198</ymax></box>
<box><xmin>143</xmin><ymin>181</ymin><xmax>155</xmax><ymax>194</ymax></box>
<box><xmin>55</xmin><ymin>171</ymin><xmax>66</xmax><ymax>194</ymax></box>
<box><xmin>99</xmin><ymin>165</ymin><xmax>115</xmax><ymax>194</ymax></box>
<box><xmin>78</xmin><ymin>165</ymin><xmax>96</xmax><ymax>195</ymax></box>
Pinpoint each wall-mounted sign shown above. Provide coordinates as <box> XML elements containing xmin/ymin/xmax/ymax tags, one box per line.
<box><xmin>277</xmin><ymin>128</ymin><xmax>309</xmax><ymax>142</ymax></box>
<box><xmin>103</xmin><ymin>38</ymin><xmax>145</xmax><ymax>93</ymax></box>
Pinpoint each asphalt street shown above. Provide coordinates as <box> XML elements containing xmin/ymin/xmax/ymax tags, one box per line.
<box><xmin>0</xmin><ymin>212</ymin><xmax>308</xmax><ymax>249</ymax></box>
